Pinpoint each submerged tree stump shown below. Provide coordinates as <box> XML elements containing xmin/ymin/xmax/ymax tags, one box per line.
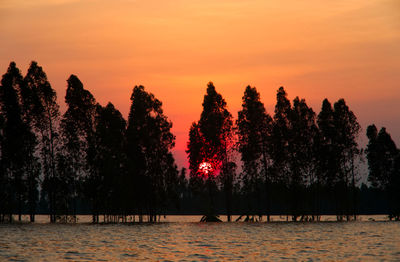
<box><xmin>200</xmin><ymin>214</ymin><xmax>222</xmax><ymax>222</ymax></box>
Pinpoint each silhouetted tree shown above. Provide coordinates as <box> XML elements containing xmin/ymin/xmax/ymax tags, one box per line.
<box><xmin>0</xmin><ymin>62</ymin><xmax>24</xmax><ymax>222</ymax></box>
<box><xmin>317</xmin><ymin>99</ymin><xmax>341</xmax><ymax>219</ymax></box>
<box><xmin>317</xmin><ymin>100</ymin><xmax>337</xmax><ymax>184</ymax></box>
<box><xmin>237</xmin><ymin>85</ymin><xmax>273</xmax><ymax>221</ymax></box>
<box><xmin>187</xmin><ymin>122</ymin><xmax>206</xmax><ymax>195</ymax></box>
<box><xmin>18</xmin><ymin>67</ymin><xmax>40</xmax><ymax>223</ymax></box>
<box><xmin>366</xmin><ymin>125</ymin><xmax>397</xmax><ymax>188</ymax></box>
<box><xmin>366</xmin><ymin>125</ymin><xmax>399</xmax><ymax>219</ymax></box>
<box><xmin>59</xmin><ymin>74</ymin><xmax>96</xmax><ymax>222</ymax></box>
<box><xmin>0</xmin><ymin>62</ymin><xmax>39</xmax><ymax>222</ymax></box>
<box><xmin>270</xmin><ymin>88</ymin><xmax>319</xmax><ymax>221</ymax></box>
<box><xmin>126</xmin><ymin>85</ymin><xmax>177</xmax><ymax>222</ymax></box>
<box><xmin>187</xmin><ymin>82</ymin><xmax>233</xmax><ymax>221</ymax></box>
<box><xmin>270</xmin><ymin>87</ymin><xmax>292</xmax><ymax>219</ymax></box>
<box><xmin>23</xmin><ymin>61</ymin><xmax>60</xmax><ymax>222</ymax></box>
<box><xmin>333</xmin><ymin>99</ymin><xmax>361</xmax><ymax>220</ymax></box>
<box><xmin>2</xmin><ymin>60</ymin><xmax>398</xmax><ymax>222</ymax></box>
<box><xmin>198</xmin><ymin>82</ymin><xmax>234</xmax><ymax>170</ymax></box>
<box><xmin>366</xmin><ymin>125</ymin><xmax>380</xmax><ymax>187</ymax></box>
<box><xmin>86</xmin><ymin>102</ymin><xmax>126</xmax><ymax>222</ymax></box>
<box><xmin>288</xmin><ymin>97</ymin><xmax>318</xmax><ymax>220</ymax></box>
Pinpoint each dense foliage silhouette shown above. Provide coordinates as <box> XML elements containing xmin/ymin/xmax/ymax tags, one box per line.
<box><xmin>0</xmin><ymin>61</ymin><xmax>399</xmax><ymax>222</ymax></box>
<box><xmin>187</xmin><ymin>82</ymin><xmax>234</xmax><ymax>221</ymax></box>
<box><xmin>366</xmin><ymin>125</ymin><xmax>400</xmax><ymax>220</ymax></box>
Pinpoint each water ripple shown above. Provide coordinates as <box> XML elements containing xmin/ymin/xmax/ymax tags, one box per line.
<box><xmin>0</xmin><ymin>217</ymin><xmax>399</xmax><ymax>261</ymax></box>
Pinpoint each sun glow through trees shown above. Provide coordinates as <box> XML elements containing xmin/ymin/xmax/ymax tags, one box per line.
<box><xmin>199</xmin><ymin>161</ymin><xmax>213</xmax><ymax>178</ymax></box>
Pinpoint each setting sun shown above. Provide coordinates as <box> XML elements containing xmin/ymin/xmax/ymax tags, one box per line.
<box><xmin>199</xmin><ymin>161</ymin><xmax>213</xmax><ymax>177</ymax></box>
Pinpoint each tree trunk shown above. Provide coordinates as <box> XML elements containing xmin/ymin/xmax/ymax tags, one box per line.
<box><xmin>18</xmin><ymin>195</ymin><xmax>22</xmax><ymax>222</ymax></box>
<box><xmin>351</xmin><ymin>157</ymin><xmax>357</xmax><ymax>221</ymax></box>
<box><xmin>261</xmin><ymin>145</ymin><xmax>271</xmax><ymax>222</ymax></box>
<box><xmin>265</xmin><ymin>181</ymin><xmax>271</xmax><ymax>222</ymax></box>
<box><xmin>226</xmin><ymin>190</ymin><xmax>231</xmax><ymax>222</ymax></box>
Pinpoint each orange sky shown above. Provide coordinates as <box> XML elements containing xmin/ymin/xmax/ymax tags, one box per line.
<box><xmin>1</xmin><ymin>0</ymin><xmax>399</xmax><ymax>168</ymax></box>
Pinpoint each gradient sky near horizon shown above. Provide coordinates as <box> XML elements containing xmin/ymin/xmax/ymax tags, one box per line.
<box><xmin>1</xmin><ymin>0</ymin><xmax>399</xmax><ymax>169</ymax></box>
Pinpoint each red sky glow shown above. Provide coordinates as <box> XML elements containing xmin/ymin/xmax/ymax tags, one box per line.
<box><xmin>1</xmin><ymin>0</ymin><xmax>399</xmax><ymax>169</ymax></box>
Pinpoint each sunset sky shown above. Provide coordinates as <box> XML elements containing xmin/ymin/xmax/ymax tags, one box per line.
<box><xmin>1</xmin><ymin>0</ymin><xmax>399</xmax><ymax>168</ymax></box>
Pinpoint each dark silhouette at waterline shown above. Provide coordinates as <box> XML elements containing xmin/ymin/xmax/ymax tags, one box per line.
<box><xmin>0</xmin><ymin>61</ymin><xmax>399</xmax><ymax>223</ymax></box>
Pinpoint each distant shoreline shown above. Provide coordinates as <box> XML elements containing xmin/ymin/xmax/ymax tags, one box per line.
<box><xmin>1</xmin><ymin>214</ymin><xmax>394</xmax><ymax>224</ymax></box>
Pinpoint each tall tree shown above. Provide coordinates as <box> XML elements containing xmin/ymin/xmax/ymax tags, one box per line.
<box><xmin>271</xmin><ymin>87</ymin><xmax>292</xmax><ymax>219</ymax></box>
<box><xmin>270</xmin><ymin>89</ymin><xmax>319</xmax><ymax>221</ymax></box>
<box><xmin>187</xmin><ymin>82</ymin><xmax>233</xmax><ymax>221</ymax></box>
<box><xmin>126</xmin><ymin>85</ymin><xmax>177</xmax><ymax>222</ymax></box>
<box><xmin>333</xmin><ymin>99</ymin><xmax>361</xmax><ymax>220</ymax></box>
<box><xmin>317</xmin><ymin>99</ymin><xmax>338</xmax><ymax>183</ymax></box>
<box><xmin>288</xmin><ymin>97</ymin><xmax>318</xmax><ymax>220</ymax></box>
<box><xmin>236</xmin><ymin>85</ymin><xmax>273</xmax><ymax>221</ymax></box>
<box><xmin>86</xmin><ymin>102</ymin><xmax>126</xmax><ymax>223</ymax></box>
<box><xmin>366</xmin><ymin>125</ymin><xmax>399</xmax><ymax>219</ymax></box>
<box><xmin>0</xmin><ymin>62</ymin><xmax>39</xmax><ymax>222</ymax></box>
<box><xmin>366</xmin><ymin>125</ymin><xmax>398</xmax><ymax>188</ymax></box>
<box><xmin>198</xmin><ymin>82</ymin><xmax>233</xmax><ymax>169</ymax></box>
<box><xmin>317</xmin><ymin>99</ymin><xmax>341</xmax><ymax>219</ymax></box>
<box><xmin>23</xmin><ymin>61</ymin><xmax>60</xmax><ymax>222</ymax></box>
<box><xmin>366</xmin><ymin>125</ymin><xmax>380</xmax><ymax>187</ymax></box>
<box><xmin>187</xmin><ymin>122</ymin><xmax>205</xmax><ymax>192</ymax></box>
<box><xmin>59</xmin><ymin>74</ymin><xmax>96</xmax><ymax>222</ymax></box>
<box><xmin>0</xmin><ymin>62</ymin><xmax>24</xmax><ymax>222</ymax></box>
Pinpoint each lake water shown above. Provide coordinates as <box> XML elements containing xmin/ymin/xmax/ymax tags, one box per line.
<box><xmin>0</xmin><ymin>215</ymin><xmax>399</xmax><ymax>261</ymax></box>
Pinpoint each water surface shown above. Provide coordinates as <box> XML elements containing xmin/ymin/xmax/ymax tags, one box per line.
<box><xmin>0</xmin><ymin>216</ymin><xmax>399</xmax><ymax>261</ymax></box>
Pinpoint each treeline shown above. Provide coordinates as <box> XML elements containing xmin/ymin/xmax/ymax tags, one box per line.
<box><xmin>0</xmin><ymin>61</ymin><xmax>399</xmax><ymax>223</ymax></box>
<box><xmin>0</xmin><ymin>61</ymin><xmax>180</xmax><ymax>223</ymax></box>
<box><xmin>187</xmin><ymin>83</ymin><xmax>400</xmax><ymax>222</ymax></box>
